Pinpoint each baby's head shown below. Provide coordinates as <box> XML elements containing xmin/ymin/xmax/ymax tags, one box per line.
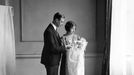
<box><xmin>65</xmin><ymin>21</ymin><xmax>76</xmax><ymax>33</ymax></box>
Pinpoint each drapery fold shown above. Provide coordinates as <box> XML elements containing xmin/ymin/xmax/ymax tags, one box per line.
<box><xmin>0</xmin><ymin>5</ymin><xmax>16</xmax><ymax>75</ymax></box>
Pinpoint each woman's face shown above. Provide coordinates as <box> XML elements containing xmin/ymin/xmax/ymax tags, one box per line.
<box><xmin>70</xmin><ymin>26</ymin><xmax>76</xmax><ymax>33</ymax></box>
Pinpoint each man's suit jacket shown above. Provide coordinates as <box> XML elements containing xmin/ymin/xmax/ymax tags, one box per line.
<box><xmin>41</xmin><ymin>24</ymin><xmax>66</xmax><ymax>67</ymax></box>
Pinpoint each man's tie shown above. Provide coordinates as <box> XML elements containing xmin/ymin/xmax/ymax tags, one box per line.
<box><xmin>56</xmin><ymin>29</ymin><xmax>62</xmax><ymax>45</ymax></box>
<box><xmin>56</xmin><ymin>29</ymin><xmax>59</xmax><ymax>36</ymax></box>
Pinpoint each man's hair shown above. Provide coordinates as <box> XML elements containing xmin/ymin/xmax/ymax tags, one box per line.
<box><xmin>53</xmin><ymin>12</ymin><xmax>65</xmax><ymax>21</ymax></box>
<box><xmin>65</xmin><ymin>21</ymin><xmax>76</xmax><ymax>32</ymax></box>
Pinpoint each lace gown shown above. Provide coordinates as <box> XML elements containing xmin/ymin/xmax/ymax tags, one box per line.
<box><xmin>61</xmin><ymin>34</ymin><xmax>88</xmax><ymax>75</ymax></box>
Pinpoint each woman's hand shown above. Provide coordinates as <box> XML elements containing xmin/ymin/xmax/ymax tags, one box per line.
<box><xmin>65</xmin><ymin>44</ymin><xmax>72</xmax><ymax>49</ymax></box>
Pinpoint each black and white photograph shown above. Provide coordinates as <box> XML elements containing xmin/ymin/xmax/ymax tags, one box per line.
<box><xmin>0</xmin><ymin>0</ymin><xmax>132</xmax><ymax>75</ymax></box>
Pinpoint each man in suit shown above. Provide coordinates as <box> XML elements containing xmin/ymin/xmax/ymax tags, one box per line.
<box><xmin>41</xmin><ymin>12</ymin><xmax>66</xmax><ymax>75</ymax></box>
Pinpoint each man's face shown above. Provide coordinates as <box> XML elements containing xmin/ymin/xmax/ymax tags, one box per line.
<box><xmin>57</xmin><ymin>18</ymin><xmax>65</xmax><ymax>27</ymax></box>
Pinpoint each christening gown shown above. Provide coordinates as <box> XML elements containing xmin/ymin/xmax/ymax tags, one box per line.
<box><xmin>61</xmin><ymin>34</ymin><xmax>88</xmax><ymax>75</ymax></box>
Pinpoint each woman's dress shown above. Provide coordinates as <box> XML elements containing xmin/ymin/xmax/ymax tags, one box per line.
<box><xmin>61</xmin><ymin>34</ymin><xmax>88</xmax><ymax>75</ymax></box>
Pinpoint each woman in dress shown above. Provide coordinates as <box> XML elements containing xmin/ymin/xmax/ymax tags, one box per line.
<box><xmin>61</xmin><ymin>21</ymin><xmax>88</xmax><ymax>75</ymax></box>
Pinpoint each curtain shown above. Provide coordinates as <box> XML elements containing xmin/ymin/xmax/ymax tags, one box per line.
<box><xmin>126</xmin><ymin>0</ymin><xmax>134</xmax><ymax>75</ymax></box>
<box><xmin>101</xmin><ymin>0</ymin><xmax>112</xmax><ymax>75</ymax></box>
<box><xmin>0</xmin><ymin>5</ymin><xmax>16</xmax><ymax>75</ymax></box>
<box><xmin>110</xmin><ymin>0</ymin><xmax>127</xmax><ymax>75</ymax></box>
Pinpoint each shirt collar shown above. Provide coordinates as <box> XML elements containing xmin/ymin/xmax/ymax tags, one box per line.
<box><xmin>51</xmin><ymin>23</ymin><xmax>57</xmax><ymax>30</ymax></box>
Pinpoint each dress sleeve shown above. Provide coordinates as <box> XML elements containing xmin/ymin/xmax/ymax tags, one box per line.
<box><xmin>79</xmin><ymin>37</ymin><xmax>88</xmax><ymax>51</ymax></box>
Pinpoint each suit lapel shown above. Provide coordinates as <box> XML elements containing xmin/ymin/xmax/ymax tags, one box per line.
<box><xmin>49</xmin><ymin>24</ymin><xmax>61</xmax><ymax>45</ymax></box>
<box><xmin>55</xmin><ymin>30</ymin><xmax>61</xmax><ymax>44</ymax></box>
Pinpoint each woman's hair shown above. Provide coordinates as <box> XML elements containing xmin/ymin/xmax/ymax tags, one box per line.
<box><xmin>65</xmin><ymin>21</ymin><xmax>76</xmax><ymax>32</ymax></box>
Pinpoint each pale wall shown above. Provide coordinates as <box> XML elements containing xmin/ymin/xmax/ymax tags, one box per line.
<box><xmin>0</xmin><ymin>0</ymin><xmax>106</xmax><ymax>75</ymax></box>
